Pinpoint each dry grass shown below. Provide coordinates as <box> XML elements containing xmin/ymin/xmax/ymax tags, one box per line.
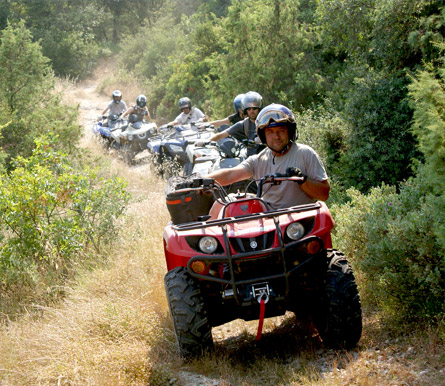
<box><xmin>0</xmin><ymin>161</ymin><xmax>175</xmax><ymax>385</ymax></box>
<box><xmin>94</xmin><ymin>57</ymin><xmax>146</xmax><ymax>108</ymax></box>
<box><xmin>1</xmin><ymin>65</ymin><xmax>443</xmax><ymax>386</ymax></box>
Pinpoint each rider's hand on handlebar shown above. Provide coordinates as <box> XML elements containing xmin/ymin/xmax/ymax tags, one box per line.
<box><xmin>286</xmin><ymin>167</ymin><xmax>307</xmax><ymax>184</ymax></box>
<box><xmin>194</xmin><ymin>140</ymin><xmax>208</xmax><ymax>147</ymax></box>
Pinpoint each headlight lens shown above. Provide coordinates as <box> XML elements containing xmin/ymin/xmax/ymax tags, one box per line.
<box><xmin>199</xmin><ymin>236</ymin><xmax>218</xmax><ymax>253</ymax></box>
<box><xmin>170</xmin><ymin>144</ymin><xmax>183</xmax><ymax>152</ymax></box>
<box><xmin>286</xmin><ymin>222</ymin><xmax>305</xmax><ymax>241</ymax></box>
<box><xmin>128</xmin><ymin>134</ymin><xmax>133</xmax><ymax>141</ymax></box>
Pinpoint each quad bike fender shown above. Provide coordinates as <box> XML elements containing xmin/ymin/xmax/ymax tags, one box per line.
<box><xmin>147</xmin><ymin>140</ymin><xmax>161</xmax><ymax>153</ymax></box>
<box><xmin>163</xmin><ymin>225</ymin><xmax>221</xmax><ymax>271</ymax></box>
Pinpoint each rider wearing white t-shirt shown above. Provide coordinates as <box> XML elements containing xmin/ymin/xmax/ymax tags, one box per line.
<box><xmin>207</xmin><ymin>103</ymin><xmax>330</xmax><ymax>209</ymax></box>
<box><xmin>101</xmin><ymin>90</ymin><xmax>127</xmax><ymax>126</ymax></box>
<box><xmin>167</xmin><ymin>97</ymin><xmax>206</xmax><ymax>126</ymax></box>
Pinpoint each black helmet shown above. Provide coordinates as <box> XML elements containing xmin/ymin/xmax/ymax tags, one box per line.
<box><xmin>136</xmin><ymin>94</ymin><xmax>147</xmax><ymax>107</ymax></box>
<box><xmin>112</xmin><ymin>89</ymin><xmax>122</xmax><ymax>103</ymax></box>
<box><xmin>178</xmin><ymin>97</ymin><xmax>192</xmax><ymax>110</ymax></box>
<box><xmin>242</xmin><ymin>91</ymin><xmax>263</xmax><ymax>114</ymax></box>
<box><xmin>255</xmin><ymin>103</ymin><xmax>297</xmax><ymax>145</ymax></box>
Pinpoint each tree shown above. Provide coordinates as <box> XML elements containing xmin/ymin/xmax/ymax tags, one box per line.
<box><xmin>0</xmin><ymin>20</ymin><xmax>52</xmax><ymax>113</ymax></box>
<box><xmin>0</xmin><ymin>21</ymin><xmax>81</xmax><ymax>168</ymax></box>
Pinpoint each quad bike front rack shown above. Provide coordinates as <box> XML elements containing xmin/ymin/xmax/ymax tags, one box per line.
<box><xmin>171</xmin><ymin>201</ymin><xmax>323</xmax><ymax>306</ymax></box>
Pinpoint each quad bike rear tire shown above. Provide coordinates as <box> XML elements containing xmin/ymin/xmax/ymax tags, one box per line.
<box><xmin>164</xmin><ymin>266</ymin><xmax>213</xmax><ymax>359</ymax></box>
<box><xmin>313</xmin><ymin>249</ymin><xmax>362</xmax><ymax>349</ymax></box>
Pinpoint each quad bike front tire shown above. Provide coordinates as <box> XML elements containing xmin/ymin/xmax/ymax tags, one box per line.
<box><xmin>313</xmin><ymin>249</ymin><xmax>362</xmax><ymax>349</ymax></box>
<box><xmin>121</xmin><ymin>144</ymin><xmax>135</xmax><ymax>165</ymax></box>
<box><xmin>164</xmin><ymin>266</ymin><xmax>213</xmax><ymax>359</ymax></box>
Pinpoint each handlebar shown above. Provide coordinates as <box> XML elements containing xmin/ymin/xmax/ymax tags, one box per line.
<box><xmin>240</xmin><ymin>138</ymin><xmax>257</xmax><ymax>147</ymax></box>
<box><xmin>170</xmin><ymin>171</ymin><xmax>305</xmax><ymax>199</ymax></box>
<box><xmin>256</xmin><ymin>172</ymin><xmax>305</xmax><ymax>197</ymax></box>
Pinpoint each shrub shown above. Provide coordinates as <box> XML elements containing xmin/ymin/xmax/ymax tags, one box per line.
<box><xmin>0</xmin><ymin>136</ymin><xmax>130</xmax><ymax>312</ymax></box>
<box><xmin>331</xmin><ymin>179</ymin><xmax>444</xmax><ymax>322</ymax></box>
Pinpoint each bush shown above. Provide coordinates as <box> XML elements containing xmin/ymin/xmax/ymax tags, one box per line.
<box><xmin>0</xmin><ymin>21</ymin><xmax>83</xmax><ymax>168</ymax></box>
<box><xmin>331</xmin><ymin>178</ymin><xmax>444</xmax><ymax>322</ymax></box>
<box><xmin>0</xmin><ymin>136</ymin><xmax>131</xmax><ymax>313</ymax></box>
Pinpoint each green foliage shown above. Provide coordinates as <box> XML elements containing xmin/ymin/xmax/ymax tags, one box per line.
<box><xmin>0</xmin><ymin>136</ymin><xmax>131</xmax><ymax>307</ymax></box>
<box><xmin>0</xmin><ymin>21</ymin><xmax>82</xmax><ymax>168</ymax></box>
<box><xmin>210</xmin><ymin>0</ymin><xmax>325</xmax><ymax>111</ymax></box>
<box><xmin>40</xmin><ymin>28</ymin><xmax>98</xmax><ymax>79</ymax></box>
<box><xmin>329</xmin><ymin>37</ymin><xmax>445</xmax><ymax>324</ymax></box>
<box><xmin>315</xmin><ymin>0</ymin><xmax>375</xmax><ymax>59</ymax></box>
<box><xmin>0</xmin><ymin>20</ymin><xmax>53</xmax><ymax>113</ymax></box>
<box><xmin>408</xmin><ymin>57</ymin><xmax>445</xmax><ymax>195</ymax></box>
<box><xmin>338</xmin><ymin>70</ymin><xmax>418</xmax><ymax>192</ymax></box>
<box><xmin>5</xmin><ymin>1</ymin><xmax>101</xmax><ymax>78</ymax></box>
<box><xmin>316</xmin><ymin>0</ymin><xmax>443</xmax><ymax>70</ymax></box>
<box><xmin>0</xmin><ymin>0</ymin><xmax>169</xmax><ymax>79</ymax></box>
<box><xmin>331</xmin><ymin>180</ymin><xmax>444</xmax><ymax>322</ymax></box>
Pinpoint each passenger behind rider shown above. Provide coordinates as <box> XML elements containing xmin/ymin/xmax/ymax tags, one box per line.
<box><xmin>122</xmin><ymin>94</ymin><xmax>151</xmax><ymax>125</ymax></box>
<box><xmin>101</xmin><ymin>90</ymin><xmax>127</xmax><ymax>126</ymax></box>
<box><xmin>196</xmin><ymin>91</ymin><xmax>264</xmax><ymax>157</ymax></box>
<box><xmin>197</xmin><ymin>93</ymin><xmax>245</xmax><ymax>129</ymax></box>
<box><xmin>206</xmin><ymin>103</ymin><xmax>330</xmax><ymax>210</ymax></box>
<box><xmin>167</xmin><ymin>97</ymin><xmax>206</xmax><ymax>126</ymax></box>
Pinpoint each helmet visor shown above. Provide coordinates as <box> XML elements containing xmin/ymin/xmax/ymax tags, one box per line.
<box><xmin>256</xmin><ymin>109</ymin><xmax>294</xmax><ymax>129</ymax></box>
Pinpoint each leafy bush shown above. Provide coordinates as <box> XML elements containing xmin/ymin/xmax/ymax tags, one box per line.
<box><xmin>338</xmin><ymin>71</ymin><xmax>418</xmax><ymax>193</ymax></box>
<box><xmin>0</xmin><ymin>21</ymin><xmax>82</xmax><ymax>168</ymax></box>
<box><xmin>0</xmin><ymin>20</ymin><xmax>53</xmax><ymax>114</ymax></box>
<box><xmin>331</xmin><ymin>179</ymin><xmax>444</xmax><ymax>322</ymax></box>
<box><xmin>0</xmin><ymin>137</ymin><xmax>130</xmax><ymax>311</ymax></box>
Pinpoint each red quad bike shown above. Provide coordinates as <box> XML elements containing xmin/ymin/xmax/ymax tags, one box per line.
<box><xmin>163</xmin><ymin>172</ymin><xmax>362</xmax><ymax>359</ymax></box>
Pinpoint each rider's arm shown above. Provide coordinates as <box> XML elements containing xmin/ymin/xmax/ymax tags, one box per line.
<box><xmin>101</xmin><ymin>107</ymin><xmax>109</xmax><ymax>115</ymax></box>
<box><xmin>300</xmin><ymin>179</ymin><xmax>330</xmax><ymax>202</ymax></box>
<box><xmin>122</xmin><ymin>106</ymin><xmax>133</xmax><ymax>118</ymax></box>
<box><xmin>207</xmin><ymin>164</ymin><xmax>252</xmax><ymax>186</ymax></box>
<box><xmin>205</xmin><ymin>117</ymin><xmax>230</xmax><ymax>128</ymax></box>
<box><xmin>207</xmin><ymin>130</ymin><xmax>230</xmax><ymax>143</ymax></box>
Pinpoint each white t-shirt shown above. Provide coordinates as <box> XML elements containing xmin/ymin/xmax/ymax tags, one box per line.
<box><xmin>174</xmin><ymin>107</ymin><xmax>205</xmax><ymax>124</ymax></box>
<box><xmin>107</xmin><ymin>100</ymin><xmax>127</xmax><ymax>116</ymax></box>
<box><xmin>241</xmin><ymin>142</ymin><xmax>328</xmax><ymax>209</ymax></box>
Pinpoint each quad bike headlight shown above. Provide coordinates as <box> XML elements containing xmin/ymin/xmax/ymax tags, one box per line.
<box><xmin>169</xmin><ymin>144</ymin><xmax>183</xmax><ymax>152</ymax></box>
<box><xmin>286</xmin><ymin>222</ymin><xmax>305</xmax><ymax>241</ymax></box>
<box><xmin>198</xmin><ymin>236</ymin><xmax>218</xmax><ymax>253</ymax></box>
<box><xmin>127</xmin><ymin>134</ymin><xmax>134</xmax><ymax>141</ymax></box>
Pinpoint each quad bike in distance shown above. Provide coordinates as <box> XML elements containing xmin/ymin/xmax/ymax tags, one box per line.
<box><xmin>184</xmin><ymin>136</ymin><xmax>248</xmax><ymax>176</ymax></box>
<box><xmin>163</xmin><ymin>172</ymin><xmax>362</xmax><ymax>359</ymax></box>
<box><xmin>111</xmin><ymin>114</ymin><xmax>158</xmax><ymax>164</ymax></box>
<box><xmin>92</xmin><ymin>113</ymin><xmax>126</xmax><ymax>149</ymax></box>
<box><xmin>184</xmin><ymin>136</ymin><xmax>258</xmax><ymax>194</ymax></box>
<box><xmin>147</xmin><ymin>123</ymin><xmax>213</xmax><ymax>176</ymax></box>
